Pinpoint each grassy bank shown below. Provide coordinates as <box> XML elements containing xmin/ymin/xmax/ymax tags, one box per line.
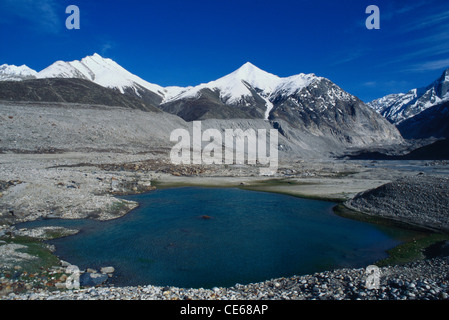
<box><xmin>333</xmin><ymin>204</ymin><xmax>449</xmax><ymax>267</ymax></box>
<box><xmin>0</xmin><ymin>235</ymin><xmax>60</xmax><ymax>274</ymax></box>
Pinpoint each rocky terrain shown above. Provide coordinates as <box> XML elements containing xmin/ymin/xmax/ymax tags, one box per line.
<box><xmin>2</xmin><ymin>257</ymin><xmax>448</xmax><ymax>300</ymax></box>
<box><xmin>345</xmin><ymin>175</ymin><xmax>449</xmax><ymax>233</ymax></box>
<box><xmin>0</xmin><ymin>144</ymin><xmax>448</xmax><ymax>300</ymax></box>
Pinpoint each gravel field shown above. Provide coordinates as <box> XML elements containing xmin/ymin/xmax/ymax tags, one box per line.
<box><xmin>346</xmin><ymin>175</ymin><xmax>449</xmax><ymax>233</ymax></box>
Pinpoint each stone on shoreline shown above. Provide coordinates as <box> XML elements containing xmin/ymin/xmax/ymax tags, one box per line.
<box><xmin>101</xmin><ymin>267</ymin><xmax>115</xmax><ymax>274</ymax></box>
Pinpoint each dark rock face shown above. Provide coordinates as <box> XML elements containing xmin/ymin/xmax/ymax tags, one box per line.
<box><xmin>159</xmin><ymin>88</ymin><xmax>257</xmax><ymax>121</ymax></box>
<box><xmin>0</xmin><ymin>78</ymin><xmax>160</xmax><ymax>112</ymax></box>
<box><xmin>397</xmin><ymin>100</ymin><xmax>449</xmax><ymax>139</ymax></box>
<box><xmin>122</xmin><ymin>84</ymin><xmax>164</xmax><ymax>108</ymax></box>
<box><xmin>269</xmin><ymin>78</ymin><xmax>402</xmax><ymax>147</ymax></box>
<box><xmin>436</xmin><ymin>69</ymin><xmax>449</xmax><ymax>98</ymax></box>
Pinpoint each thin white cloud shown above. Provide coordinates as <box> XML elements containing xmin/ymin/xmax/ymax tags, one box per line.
<box><xmin>100</xmin><ymin>42</ymin><xmax>116</xmax><ymax>56</ymax></box>
<box><xmin>408</xmin><ymin>58</ymin><xmax>449</xmax><ymax>72</ymax></box>
<box><xmin>382</xmin><ymin>0</ymin><xmax>430</xmax><ymax>21</ymax></box>
<box><xmin>0</xmin><ymin>0</ymin><xmax>62</xmax><ymax>33</ymax></box>
<box><xmin>400</xmin><ymin>9</ymin><xmax>449</xmax><ymax>33</ymax></box>
<box><xmin>362</xmin><ymin>81</ymin><xmax>377</xmax><ymax>88</ymax></box>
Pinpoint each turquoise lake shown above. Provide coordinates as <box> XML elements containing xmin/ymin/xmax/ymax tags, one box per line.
<box><xmin>19</xmin><ymin>187</ymin><xmax>415</xmax><ymax>289</ymax></box>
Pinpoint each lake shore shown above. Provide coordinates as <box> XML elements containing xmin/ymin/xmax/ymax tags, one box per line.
<box><xmin>1</xmin><ymin>152</ymin><xmax>449</xmax><ymax>299</ymax></box>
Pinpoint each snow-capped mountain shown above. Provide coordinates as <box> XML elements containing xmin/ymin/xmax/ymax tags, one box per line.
<box><xmin>36</xmin><ymin>53</ymin><xmax>172</xmax><ymax>107</ymax></box>
<box><xmin>0</xmin><ymin>64</ymin><xmax>38</xmax><ymax>81</ymax></box>
<box><xmin>162</xmin><ymin>62</ymin><xmax>321</xmax><ymax>120</ymax></box>
<box><xmin>160</xmin><ymin>62</ymin><xmax>403</xmax><ymax>148</ymax></box>
<box><xmin>164</xmin><ymin>62</ymin><xmax>281</xmax><ymax>104</ymax></box>
<box><xmin>368</xmin><ymin>68</ymin><xmax>449</xmax><ymax>124</ymax></box>
<box><xmin>0</xmin><ymin>55</ymin><xmax>404</xmax><ymax>154</ymax></box>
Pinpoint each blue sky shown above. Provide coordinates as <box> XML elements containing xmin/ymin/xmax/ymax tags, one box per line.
<box><xmin>0</xmin><ymin>0</ymin><xmax>448</xmax><ymax>102</ymax></box>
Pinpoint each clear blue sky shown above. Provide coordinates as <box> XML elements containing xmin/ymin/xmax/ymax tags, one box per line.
<box><xmin>1</xmin><ymin>0</ymin><xmax>448</xmax><ymax>102</ymax></box>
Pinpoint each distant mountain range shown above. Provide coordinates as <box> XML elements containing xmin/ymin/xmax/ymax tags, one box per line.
<box><xmin>0</xmin><ymin>64</ymin><xmax>37</xmax><ymax>81</ymax></box>
<box><xmin>368</xmin><ymin>68</ymin><xmax>449</xmax><ymax>140</ymax></box>
<box><xmin>0</xmin><ymin>54</ymin><xmax>412</xmax><ymax>158</ymax></box>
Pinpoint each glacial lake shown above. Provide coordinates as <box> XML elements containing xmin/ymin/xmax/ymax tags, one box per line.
<box><xmin>19</xmin><ymin>187</ymin><xmax>417</xmax><ymax>288</ymax></box>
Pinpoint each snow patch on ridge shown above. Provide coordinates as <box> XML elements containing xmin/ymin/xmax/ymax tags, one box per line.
<box><xmin>0</xmin><ymin>64</ymin><xmax>38</xmax><ymax>81</ymax></box>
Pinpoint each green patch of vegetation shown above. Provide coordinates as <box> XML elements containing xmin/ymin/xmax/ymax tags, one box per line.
<box><xmin>376</xmin><ymin>233</ymin><xmax>449</xmax><ymax>267</ymax></box>
<box><xmin>41</xmin><ymin>229</ymin><xmax>78</xmax><ymax>240</ymax></box>
<box><xmin>333</xmin><ymin>204</ymin><xmax>431</xmax><ymax>231</ymax></box>
<box><xmin>242</xmin><ymin>178</ymin><xmax>310</xmax><ymax>187</ymax></box>
<box><xmin>333</xmin><ymin>204</ymin><xmax>449</xmax><ymax>267</ymax></box>
<box><xmin>108</xmin><ymin>200</ymin><xmax>128</xmax><ymax>214</ymax></box>
<box><xmin>332</xmin><ymin>171</ymin><xmax>359</xmax><ymax>178</ymax></box>
<box><xmin>1</xmin><ymin>236</ymin><xmax>60</xmax><ymax>273</ymax></box>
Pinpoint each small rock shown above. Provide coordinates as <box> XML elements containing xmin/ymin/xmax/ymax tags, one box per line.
<box><xmin>100</xmin><ymin>267</ymin><xmax>115</xmax><ymax>274</ymax></box>
<box><xmin>60</xmin><ymin>260</ymin><xmax>71</xmax><ymax>267</ymax></box>
<box><xmin>55</xmin><ymin>282</ymin><xmax>67</xmax><ymax>290</ymax></box>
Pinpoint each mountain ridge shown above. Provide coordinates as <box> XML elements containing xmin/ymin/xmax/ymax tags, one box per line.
<box><xmin>368</xmin><ymin>68</ymin><xmax>449</xmax><ymax>125</ymax></box>
<box><xmin>0</xmin><ymin>54</ymin><xmax>404</xmax><ymax>155</ymax></box>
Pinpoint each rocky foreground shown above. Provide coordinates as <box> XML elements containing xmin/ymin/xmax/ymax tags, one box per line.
<box><xmin>2</xmin><ymin>257</ymin><xmax>448</xmax><ymax>300</ymax></box>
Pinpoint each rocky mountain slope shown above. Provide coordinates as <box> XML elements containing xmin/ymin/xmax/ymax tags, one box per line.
<box><xmin>160</xmin><ymin>62</ymin><xmax>403</xmax><ymax>151</ymax></box>
<box><xmin>0</xmin><ymin>78</ymin><xmax>160</xmax><ymax>112</ymax></box>
<box><xmin>396</xmin><ymin>100</ymin><xmax>449</xmax><ymax>139</ymax></box>
<box><xmin>368</xmin><ymin>68</ymin><xmax>449</xmax><ymax>125</ymax></box>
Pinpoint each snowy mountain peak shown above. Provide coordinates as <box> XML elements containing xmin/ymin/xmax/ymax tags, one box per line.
<box><xmin>224</xmin><ymin>62</ymin><xmax>281</xmax><ymax>93</ymax></box>
<box><xmin>163</xmin><ymin>62</ymin><xmax>321</xmax><ymax>106</ymax></box>
<box><xmin>0</xmin><ymin>64</ymin><xmax>38</xmax><ymax>81</ymax></box>
<box><xmin>232</xmin><ymin>62</ymin><xmax>276</xmax><ymax>80</ymax></box>
<box><xmin>37</xmin><ymin>54</ymin><xmax>165</xmax><ymax>98</ymax></box>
